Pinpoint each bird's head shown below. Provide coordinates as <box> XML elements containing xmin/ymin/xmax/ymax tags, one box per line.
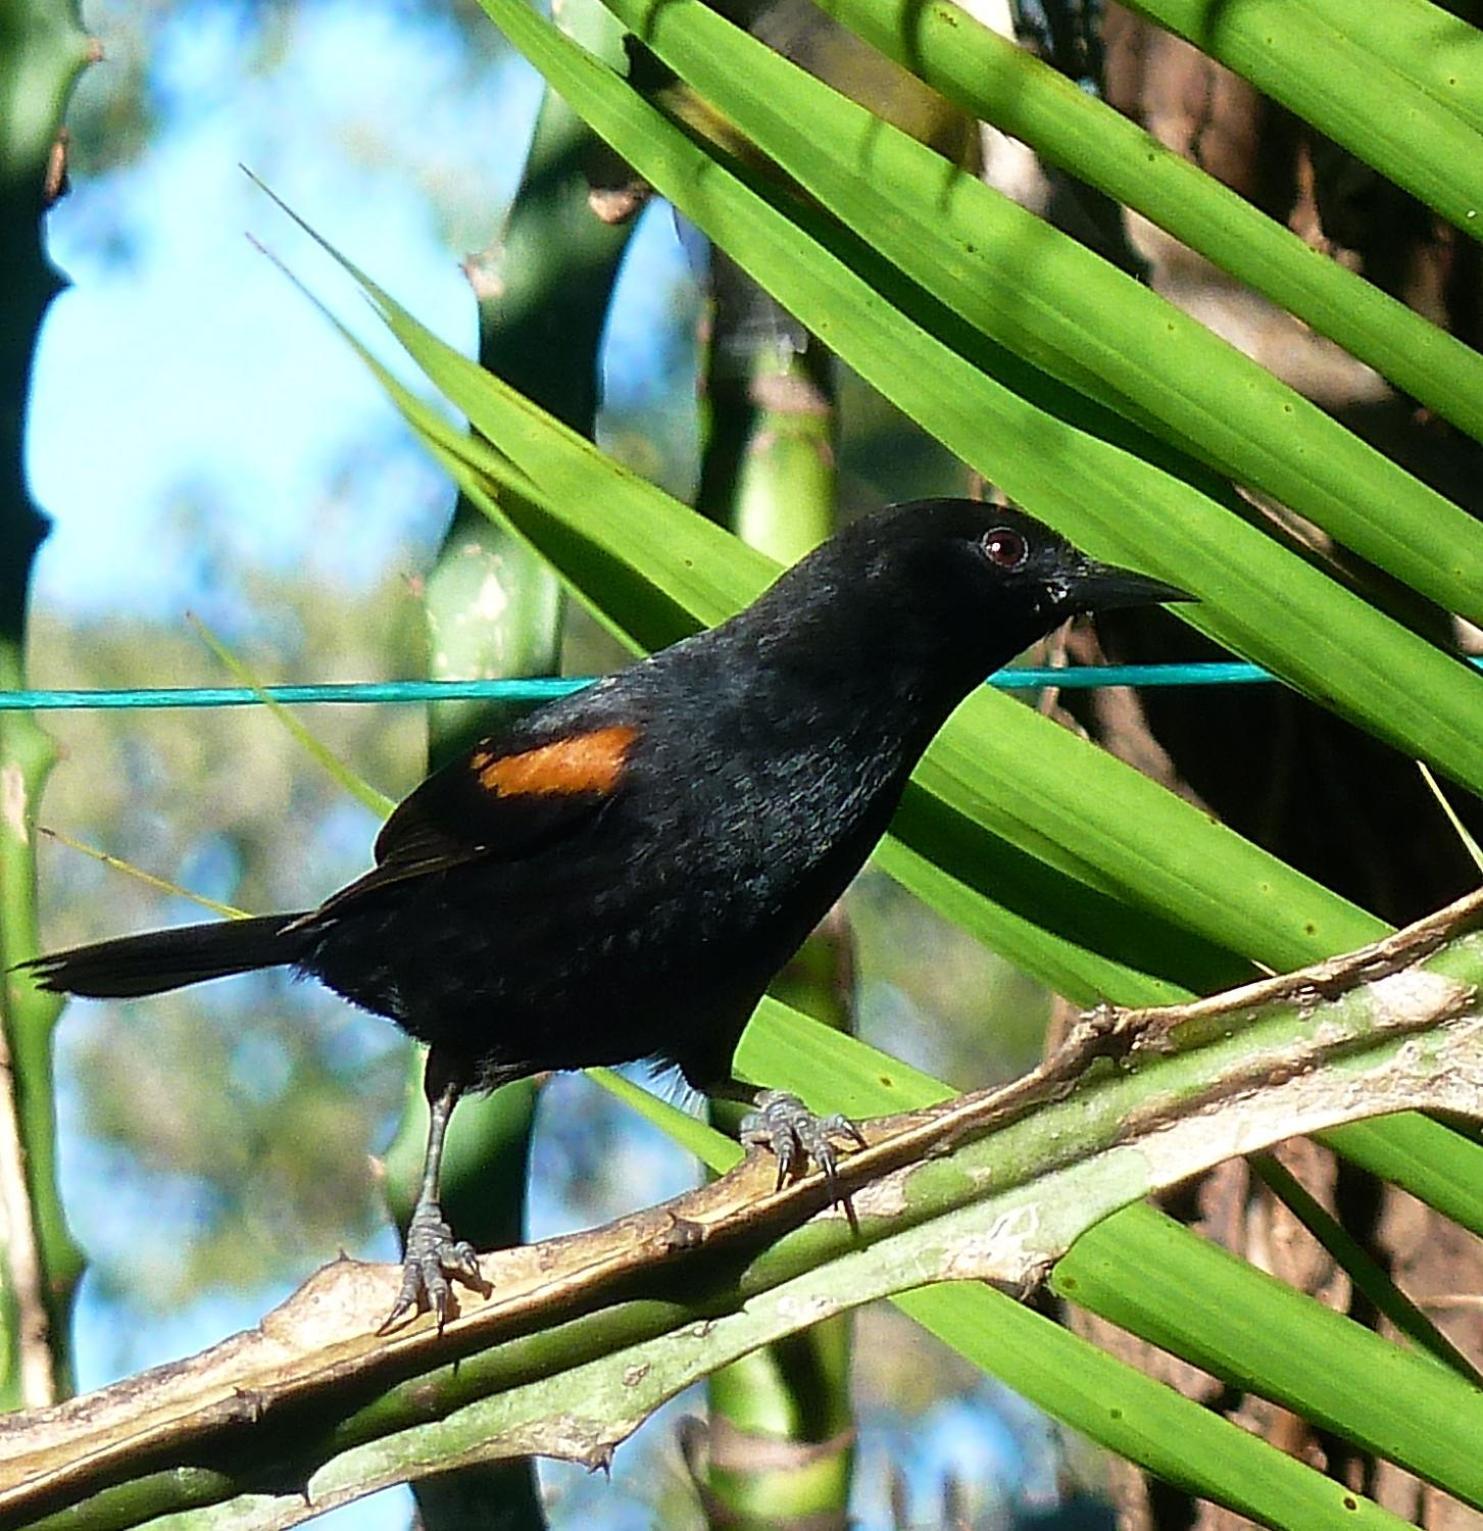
<box><xmin>798</xmin><ymin>498</ymin><xmax>1191</xmax><ymax>689</ymax></box>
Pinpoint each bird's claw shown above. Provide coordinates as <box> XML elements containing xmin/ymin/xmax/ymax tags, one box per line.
<box><xmin>740</xmin><ymin>1090</ymin><xmax>867</xmax><ymax>1227</ymax></box>
<box><xmin>379</xmin><ymin>1203</ymin><xmax>486</xmax><ymax>1334</ymax></box>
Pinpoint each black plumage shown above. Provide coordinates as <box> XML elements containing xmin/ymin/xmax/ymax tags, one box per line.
<box><xmin>21</xmin><ymin>498</ymin><xmax>1187</xmax><ymax>1326</ymax></box>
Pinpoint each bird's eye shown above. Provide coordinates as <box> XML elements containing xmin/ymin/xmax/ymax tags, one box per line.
<box><xmin>981</xmin><ymin>527</ymin><xmax>1029</xmax><ymax>570</ymax></box>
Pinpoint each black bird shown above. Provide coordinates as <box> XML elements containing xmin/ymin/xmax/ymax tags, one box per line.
<box><xmin>21</xmin><ymin>499</ymin><xmax>1187</xmax><ymax>1327</ymax></box>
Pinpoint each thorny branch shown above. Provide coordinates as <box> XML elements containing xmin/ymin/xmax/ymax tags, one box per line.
<box><xmin>1</xmin><ymin>885</ymin><xmax>1481</xmax><ymax>1528</ymax></box>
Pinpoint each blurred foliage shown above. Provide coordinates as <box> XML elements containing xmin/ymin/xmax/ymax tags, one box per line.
<box><xmin>32</xmin><ymin>571</ymin><xmax>425</xmax><ymax>1299</ymax></box>
<box><xmin>851</xmin><ymin>872</ymin><xmax>1052</xmax><ymax>1090</ymax></box>
<box><xmin>63</xmin><ymin>0</ymin><xmax>516</xmax><ymax>184</ymax></box>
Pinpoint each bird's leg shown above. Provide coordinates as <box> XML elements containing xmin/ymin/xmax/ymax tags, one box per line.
<box><xmin>380</xmin><ymin>1055</ymin><xmax>487</xmax><ymax>1333</ymax></box>
<box><xmin>710</xmin><ymin>1078</ymin><xmax>868</xmax><ymax>1226</ymax></box>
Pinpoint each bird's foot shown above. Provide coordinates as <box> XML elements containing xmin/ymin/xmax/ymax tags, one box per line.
<box><xmin>740</xmin><ymin>1090</ymin><xmax>868</xmax><ymax>1226</ymax></box>
<box><xmin>379</xmin><ymin>1202</ymin><xmax>487</xmax><ymax>1334</ymax></box>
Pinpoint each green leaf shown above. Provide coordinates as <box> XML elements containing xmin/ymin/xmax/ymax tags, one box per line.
<box><xmin>1124</xmin><ymin>0</ymin><xmax>1483</xmax><ymax>241</ymax></box>
<box><xmin>1055</xmin><ymin>1203</ymin><xmax>1483</xmax><ymax>1510</ymax></box>
<box><xmin>1293</xmin><ymin>0</ymin><xmax>1483</xmax><ymax>134</ymax></box>
<box><xmin>899</xmin><ymin>1285</ymin><xmax>1410</xmax><ymax>1531</ymax></box>
<box><xmin>1250</xmin><ymin>1151</ymin><xmax>1480</xmax><ymax>1383</ymax></box>
<box><xmin>1321</xmin><ymin>1113</ymin><xmax>1483</xmax><ymax>1239</ymax></box>
<box><xmin>804</xmin><ymin>0</ymin><xmax>1483</xmax><ymax>445</ymax></box>
<box><xmin>604</xmin><ymin>0</ymin><xmax>1483</xmax><ymax>622</ymax></box>
<box><xmin>591</xmin><ymin>1066</ymin><xmax>744</xmax><ymax>1171</ymax></box>
<box><xmin>35</xmin><ymin>826</ymin><xmax>248</xmax><ymax>922</ymax></box>
<box><xmin>467</xmin><ymin>0</ymin><xmax>1483</xmax><ymax>825</ymax></box>
<box><xmin>1419</xmin><ymin>763</ymin><xmax>1483</xmax><ymax>874</ymax></box>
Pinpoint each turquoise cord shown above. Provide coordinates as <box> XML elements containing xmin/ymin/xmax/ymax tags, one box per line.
<box><xmin>0</xmin><ymin>659</ymin><xmax>1428</xmax><ymax>710</ymax></box>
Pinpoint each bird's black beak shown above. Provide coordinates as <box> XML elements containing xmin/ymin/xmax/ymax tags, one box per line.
<box><xmin>1067</xmin><ymin>560</ymin><xmax>1192</xmax><ymax>613</ymax></box>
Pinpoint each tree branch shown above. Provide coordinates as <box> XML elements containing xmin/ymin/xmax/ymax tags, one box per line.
<box><xmin>2</xmin><ymin>887</ymin><xmax>1482</xmax><ymax>1528</ymax></box>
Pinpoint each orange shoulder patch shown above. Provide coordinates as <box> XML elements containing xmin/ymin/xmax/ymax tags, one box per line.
<box><xmin>472</xmin><ymin>724</ymin><xmax>638</xmax><ymax>797</ymax></box>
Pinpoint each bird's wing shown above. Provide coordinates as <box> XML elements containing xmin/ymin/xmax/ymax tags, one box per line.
<box><xmin>303</xmin><ymin>721</ymin><xmax>641</xmax><ymax>920</ymax></box>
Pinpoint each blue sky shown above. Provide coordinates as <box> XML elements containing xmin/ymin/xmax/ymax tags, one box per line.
<box><xmin>30</xmin><ymin>0</ymin><xmax>691</xmax><ymax>621</ymax></box>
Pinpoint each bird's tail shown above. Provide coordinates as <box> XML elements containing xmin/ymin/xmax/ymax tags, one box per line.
<box><xmin>17</xmin><ymin>913</ymin><xmax>313</xmax><ymax>999</ymax></box>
